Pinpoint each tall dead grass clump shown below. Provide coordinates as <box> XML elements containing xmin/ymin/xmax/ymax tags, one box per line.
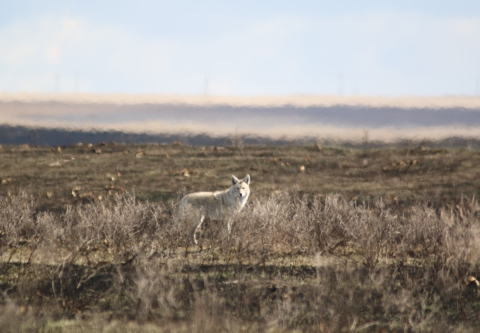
<box><xmin>0</xmin><ymin>302</ymin><xmax>46</xmax><ymax>333</ymax></box>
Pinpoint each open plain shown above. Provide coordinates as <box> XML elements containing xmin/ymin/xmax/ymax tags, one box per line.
<box><xmin>1</xmin><ymin>142</ymin><xmax>480</xmax><ymax>332</ymax></box>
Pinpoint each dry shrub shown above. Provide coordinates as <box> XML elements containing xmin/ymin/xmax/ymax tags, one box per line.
<box><xmin>1</xmin><ymin>191</ymin><xmax>480</xmax><ymax>331</ymax></box>
<box><xmin>208</xmin><ymin>192</ymin><xmax>480</xmax><ymax>269</ymax></box>
<box><xmin>0</xmin><ymin>191</ymin><xmax>37</xmax><ymax>258</ymax></box>
<box><xmin>190</xmin><ymin>292</ymin><xmax>238</xmax><ymax>333</ymax></box>
<box><xmin>57</xmin><ymin>193</ymin><xmax>162</xmax><ymax>262</ymax></box>
<box><xmin>121</xmin><ymin>257</ymin><xmax>187</xmax><ymax>322</ymax></box>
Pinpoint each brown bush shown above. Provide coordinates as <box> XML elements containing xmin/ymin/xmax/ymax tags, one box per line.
<box><xmin>1</xmin><ymin>191</ymin><xmax>480</xmax><ymax>332</ymax></box>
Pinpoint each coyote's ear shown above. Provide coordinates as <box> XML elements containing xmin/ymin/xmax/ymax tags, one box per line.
<box><xmin>243</xmin><ymin>174</ymin><xmax>250</xmax><ymax>184</ymax></box>
<box><xmin>232</xmin><ymin>175</ymin><xmax>239</xmax><ymax>185</ymax></box>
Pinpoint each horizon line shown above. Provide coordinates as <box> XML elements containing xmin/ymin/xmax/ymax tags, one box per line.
<box><xmin>1</xmin><ymin>92</ymin><xmax>480</xmax><ymax>109</ymax></box>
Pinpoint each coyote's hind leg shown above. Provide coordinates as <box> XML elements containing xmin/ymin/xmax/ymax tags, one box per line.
<box><xmin>193</xmin><ymin>215</ymin><xmax>205</xmax><ymax>245</ymax></box>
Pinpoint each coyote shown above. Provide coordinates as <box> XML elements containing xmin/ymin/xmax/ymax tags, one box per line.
<box><xmin>177</xmin><ymin>175</ymin><xmax>251</xmax><ymax>244</ymax></box>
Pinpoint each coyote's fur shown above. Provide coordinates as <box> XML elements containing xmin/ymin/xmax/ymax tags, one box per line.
<box><xmin>177</xmin><ymin>175</ymin><xmax>251</xmax><ymax>244</ymax></box>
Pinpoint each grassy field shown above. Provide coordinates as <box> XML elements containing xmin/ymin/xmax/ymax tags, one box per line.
<box><xmin>1</xmin><ymin>142</ymin><xmax>480</xmax><ymax>332</ymax></box>
<box><xmin>1</xmin><ymin>142</ymin><xmax>480</xmax><ymax>208</ymax></box>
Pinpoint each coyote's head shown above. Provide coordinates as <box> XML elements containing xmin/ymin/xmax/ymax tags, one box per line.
<box><xmin>231</xmin><ymin>174</ymin><xmax>250</xmax><ymax>199</ymax></box>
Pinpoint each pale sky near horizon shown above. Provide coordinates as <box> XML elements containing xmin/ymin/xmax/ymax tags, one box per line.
<box><xmin>1</xmin><ymin>1</ymin><xmax>480</xmax><ymax>96</ymax></box>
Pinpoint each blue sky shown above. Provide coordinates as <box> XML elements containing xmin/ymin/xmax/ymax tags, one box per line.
<box><xmin>1</xmin><ymin>1</ymin><xmax>480</xmax><ymax>96</ymax></box>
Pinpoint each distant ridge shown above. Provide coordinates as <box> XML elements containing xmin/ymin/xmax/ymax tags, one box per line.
<box><xmin>1</xmin><ymin>93</ymin><xmax>480</xmax><ymax>144</ymax></box>
<box><xmin>1</xmin><ymin>93</ymin><xmax>480</xmax><ymax>109</ymax></box>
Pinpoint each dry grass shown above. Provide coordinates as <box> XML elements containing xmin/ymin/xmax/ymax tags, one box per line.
<box><xmin>1</xmin><ymin>143</ymin><xmax>480</xmax><ymax>331</ymax></box>
<box><xmin>1</xmin><ymin>143</ymin><xmax>480</xmax><ymax>211</ymax></box>
<box><xmin>1</xmin><ymin>186</ymin><xmax>480</xmax><ymax>332</ymax></box>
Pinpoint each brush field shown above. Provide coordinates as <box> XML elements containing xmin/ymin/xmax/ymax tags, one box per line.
<box><xmin>1</xmin><ymin>142</ymin><xmax>480</xmax><ymax>332</ymax></box>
